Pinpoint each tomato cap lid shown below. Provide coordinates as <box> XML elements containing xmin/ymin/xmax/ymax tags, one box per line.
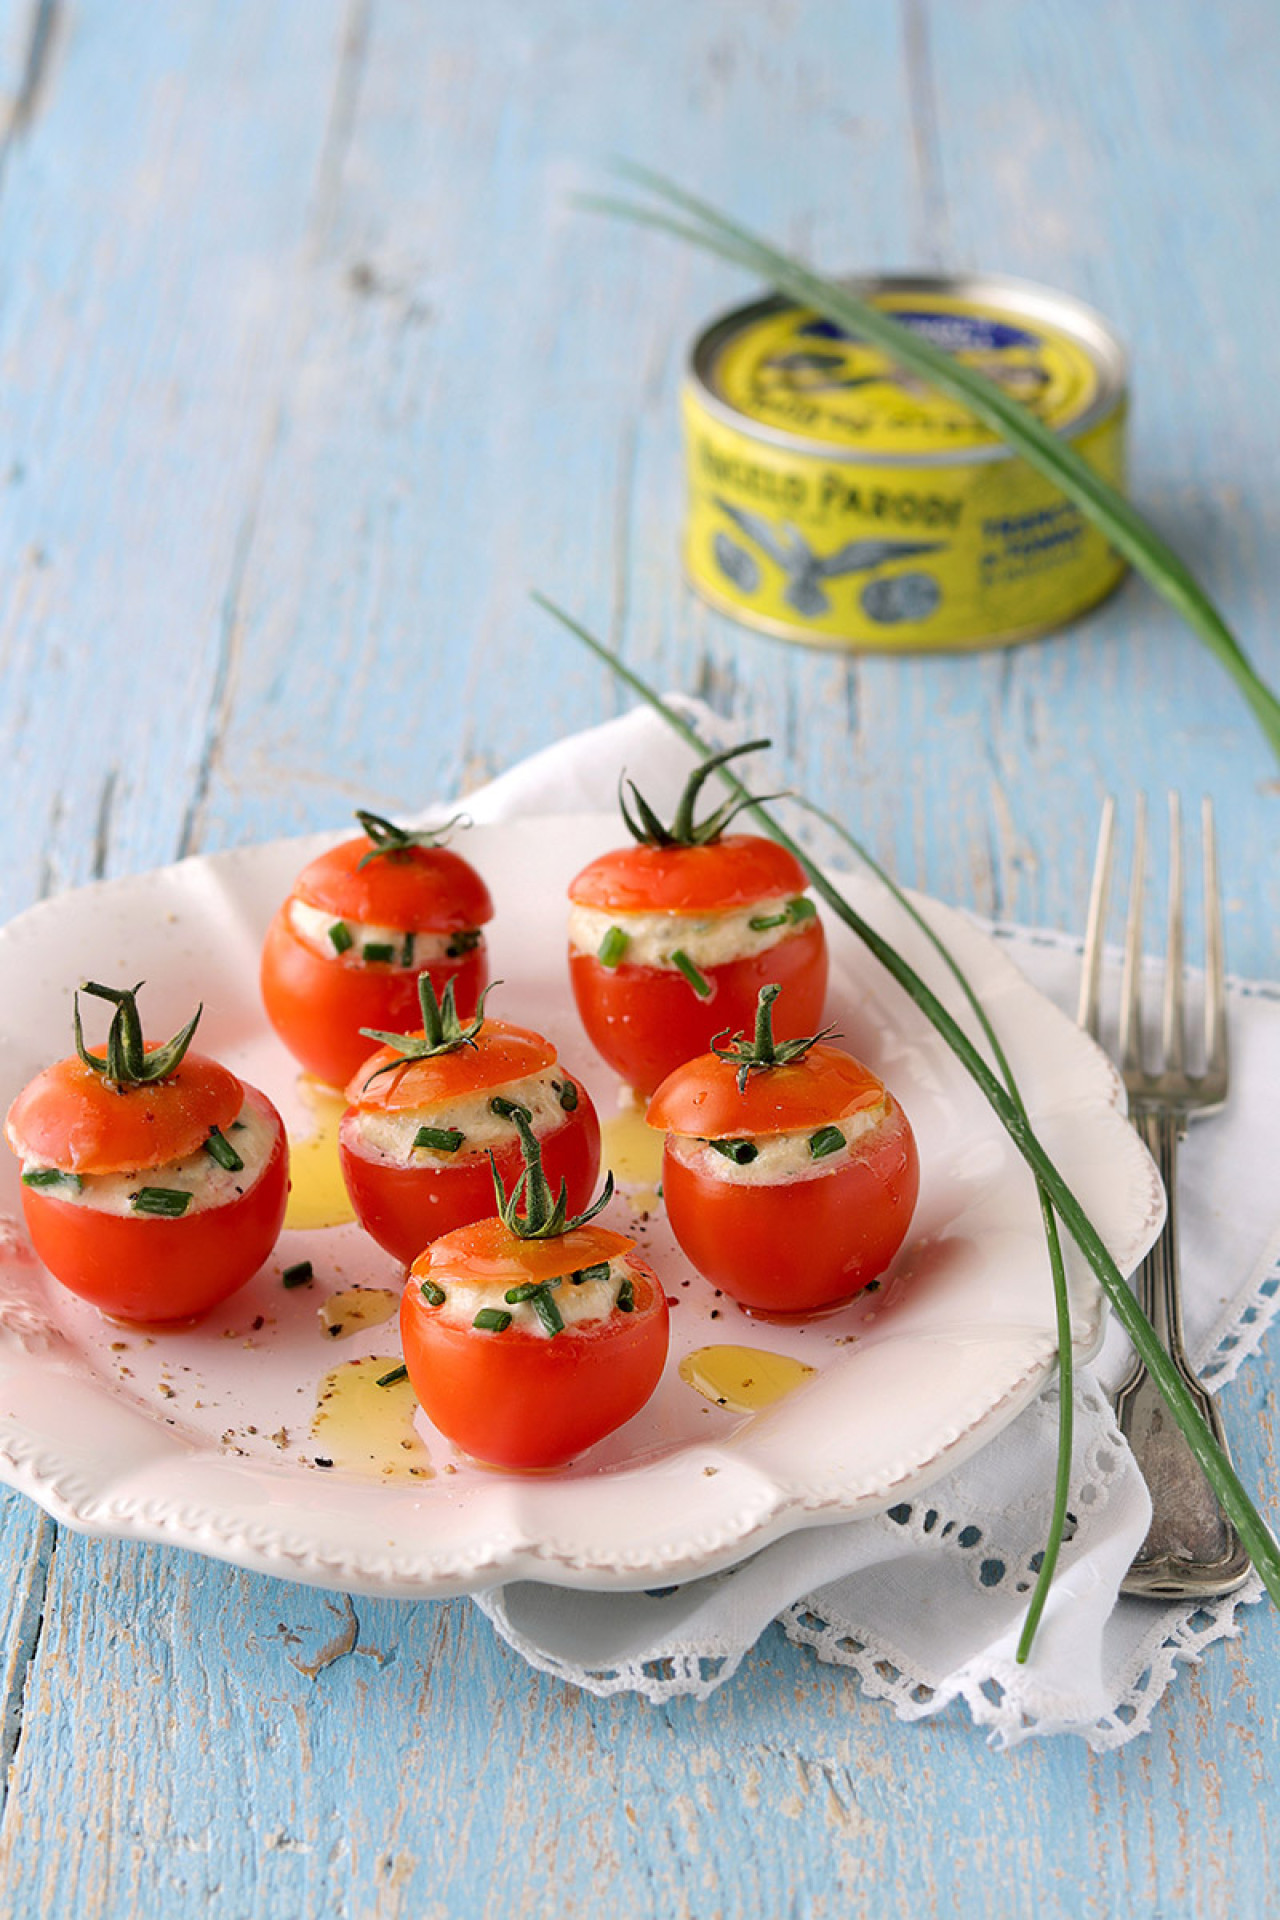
<box><xmin>346</xmin><ymin>1021</ymin><xmax>557</xmax><ymax>1112</ymax></box>
<box><xmin>646</xmin><ymin>1042</ymin><xmax>886</xmax><ymax>1139</ymax></box>
<box><xmin>6</xmin><ymin>1051</ymin><xmax>244</xmax><ymax>1175</ymax></box>
<box><xmin>412</xmin><ymin>1216</ymin><xmax>636</xmax><ymax>1287</ymax></box>
<box><xmin>568</xmin><ymin>835</ymin><xmax>809</xmax><ymax>916</ymax></box>
<box><xmin>294</xmin><ymin>838</ymin><xmax>494</xmax><ymax>931</ymax></box>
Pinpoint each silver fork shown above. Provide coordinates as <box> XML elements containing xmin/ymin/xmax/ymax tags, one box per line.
<box><xmin>1078</xmin><ymin>793</ymin><xmax>1251</xmax><ymax>1600</ymax></box>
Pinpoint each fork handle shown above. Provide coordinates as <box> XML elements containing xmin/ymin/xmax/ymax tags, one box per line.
<box><xmin>1113</xmin><ymin>1110</ymin><xmax>1251</xmax><ymax>1599</ymax></box>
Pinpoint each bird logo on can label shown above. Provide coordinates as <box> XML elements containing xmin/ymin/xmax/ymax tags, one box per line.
<box><xmin>711</xmin><ymin>497</ymin><xmax>945</xmax><ymax>620</ymax></box>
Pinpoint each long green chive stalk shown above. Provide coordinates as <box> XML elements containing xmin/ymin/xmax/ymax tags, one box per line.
<box><xmin>534</xmin><ymin>594</ymin><xmax>1280</xmax><ymax>1615</ymax></box>
<box><xmin>789</xmin><ymin>792</ymin><xmax>1071</xmax><ymax>1662</ymax></box>
<box><xmin>576</xmin><ymin>165</ymin><xmax>1280</xmax><ymax>768</ymax></box>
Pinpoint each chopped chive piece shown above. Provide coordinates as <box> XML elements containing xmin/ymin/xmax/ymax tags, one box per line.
<box><xmin>504</xmin><ymin>1280</ymin><xmax>549</xmax><ymax>1304</ymax></box>
<box><xmin>617</xmin><ymin>1276</ymin><xmax>635</xmax><ymax>1313</ymax></box>
<box><xmin>230</xmin><ymin>1119</ymin><xmax>247</xmax><ymax>1132</ymax></box>
<box><xmin>204</xmin><ymin>1127</ymin><xmax>244</xmax><ymax>1172</ymax></box>
<box><xmin>809</xmin><ymin>1125</ymin><xmax>846</xmax><ymax>1160</ymax></box>
<box><xmin>473</xmin><ymin>1308</ymin><xmax>512</xmax><ymax>1333</ymax></box>
<box><xmin>413</xmin><ymin>1126</ymin><xmax>465</xmax><ymax>1153</ymax></box>
<box><xmin>283</xmin><ymin>1261</ymin><xmax>313</xmax><ymax>1289</ymax></box>
<box><xmin>531</xmin><ymin>1289</ymin><xmax>564</xmax><ymax>1336</ymax></box>
<box><xmin>557</xmin><ymin>1079</ymin><xmax>579</xmax><ymax>1112</ymax></box>
<box><xmin>708</xmin><ymin>1138</ymin><xmax>758</xmax><ymax>1165</ymax></box>
<box><xmin>490</xmin><ymin>1096</ymin><xmax>532</xmax><ymax>1123</ymax></box>
<box><xmin>376</xmin><ymin>1364</ymin><xmax>409</xmax><ymax>1388</ymax></box>
<box><xmin>362</xmin><ymin>942</ymin><xmax>395</xmax><ymax>964</ymax></box>
<box><xmin>572</xmin><ymin>1261</ymin><xmax>611</xmax><ymax>1286</ymax></box>
<box><xmin>788</xmin><ymin>895</ymin><xmax>817</xmax><ymax>923</ymax></box>
<box><xmin>22</xmin><ymin>1167</ymin><xmax>82</xmax><ymax>1193</ymax></box>
<box><xmin>445</xmin><ymin>928</ymin><xmax>482</xmax><ymax>958</ymax></box>
<box><xmin>598</xmin><ymin>926</ymin><xmax>629</xmax><ymax>968</ymax></box>
<box><xmin>748</xmin><ymin>911</ymin><xmax>789</xmax><ymax>932</ymax></box>
<box><xmin>400</xmin><ymin>931</ymin><xmax>416</xmax><ymax>967</ymax></box>
<box><xmin>328</xmin><ymin>920</ymin><xmax>354</xmax><ymax>955</ymax></box>
<box><xmin>419</xmin><ymin>1278</ymin><xmax>446</xmax><ymax>1306</ymax></box>
<box><xmin>132</xmin><ymin>1187</ymin><xmax>192</xmax><ymax>1218</ymax></box>
<box><xmin>670</xmin><ymin>948</ymin><xmax>712</xmax><ymax>998</ymax></box>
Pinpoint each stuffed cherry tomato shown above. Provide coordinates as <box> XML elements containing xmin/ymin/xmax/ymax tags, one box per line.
<box><xmin>339</xmin><ymin>977</ymin><xmax>600</xmax><ymax>1265</ymax></box>
<box><xmin>4</xmin><ymin>981</ymin><xmax>288</xmax><ymax>1324</ymax></box>
<box><xmin>568</xmin><ymin>743</ymin><xmax>827</xmax><ymax>1096</ymax></box>
<box><xmin>261</xmin><ymin>809</ymin><xmax>494</xmax><ymax>1088</ymax></box>
<box><xmin>647</xmin><ymin>985</ymin><xmax>918</xmax><ymax>1315</ymax></box>
<box><xmin>401</xmin><ymin>1112</ymin><xmax>668</xmax><ymax>1469</ymax></box>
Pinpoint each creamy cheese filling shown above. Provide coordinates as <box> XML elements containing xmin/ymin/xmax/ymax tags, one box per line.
<box><xmin>568</xmin><ymin>895</ymin><xmax>813</xmax><ymax>971</ymax></box>
<box><xmin>429</xmin><ymin>1253</ymin><xmax>634</xmax><ymax>1337</ymax></box>
<box><xmin>347</xmin><ymin>1068</ymin><xmax>573</xmax><ymax>1167</ymax></box>
<box><xmin>666</xmin><ymin>1100</ymin><xmax>888</xmax><ymax>1186</ymax></box>
<box><xmin>289</xmin><ymin>898</ymin><xmax>479</xmax><ymax>967</ymax></box>
<box><xmin>16</xmin><ymin>1098</ymin><xmax>276</xmax><ymax>1217</ymax></box>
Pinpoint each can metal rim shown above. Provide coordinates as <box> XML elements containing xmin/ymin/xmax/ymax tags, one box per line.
<box><xmin>688</xmin><ymin>271</ymin><xmax>1129</xmax><ymax>470</ymax></box>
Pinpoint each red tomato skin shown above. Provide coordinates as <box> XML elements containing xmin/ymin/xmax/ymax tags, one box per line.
<box><xmin>660</xmin><ymin>1097</ymin><xmax>919</xmax><ymax>1313</ymax></box>
<box><xmin>569</xmin><ymin>836</ymin><xmax>809</xmax><ymax>915</ymax></box>
<box><xmin>569</xmin><ymin>919</ymin><xmax>828</xmax><ymax>1097</ymax></box>
<box><xmin>400</xmin><ymin>1257</ymin><xmax>669</xmax><ymax>1468</ymax></box>
<box><xmin>345</xmin><ymin>1024</ymin><xmax>557</xmax><ymax>1112</ymax></box>
<box><xmin>18</xmin><ymin>1086</ymin><xmax>289</xmax><ymax>1324</ymax></box>
<box><xmin>338</xmin><ymin>1084</ymin><xmax>601</xmax><ymax>1266</ymax></box>
<box><xmin>260</xmin><ymin>908</ymin><xmax>489</xmax><ymax>1088</ymax></box>
<box><xmin>647</xmin><ymin>1040</ymin><xmax>885</xmax><ymax>1140</ymax></box>
<box><xmin>295</xmin><ymin>839</ymin><xmax>494</xmax><ymax>931</ymax></box>
<box><xmin>6</xmin><ymin>1050</ymin><xmax>244</xmax><ymax>1175</ymax></box>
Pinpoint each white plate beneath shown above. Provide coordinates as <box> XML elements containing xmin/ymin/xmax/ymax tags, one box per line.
<box><xmin>0</xmin><ymin>818</ymin><xmax>1163</xmax><ymax>1598</ymax></box>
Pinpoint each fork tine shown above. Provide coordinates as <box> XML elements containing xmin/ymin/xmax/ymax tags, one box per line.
<box><xmin>1119</xmin><ymin>794</ymin><xmax>1147</xmax><ymax>1073</ymax></box>
<box><xmin>1077</xmin><ymin>796</ymin><xmax>1116</xmax><ymax>1034</ymax></box>
<box><xmin>1081</xmin><ymin>796</ymin><xmax>1246</xmax><ymax>1597</ymax></box>
<box><xmin>1163</xmin><ymin>793</ymin><xmax>1185</xmax><ymax>1076</ymax></box>
<box><xmin>1203</xmin><ymin>795</ymin><xmax>1229</xmax><ymax>1083</ymax></box>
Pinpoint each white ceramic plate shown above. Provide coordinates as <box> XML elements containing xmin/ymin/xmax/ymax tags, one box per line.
<box><xmin>0</xmin><ymin>818</ymin><xmax>1162</xmax><ymax>1598</ymax></box>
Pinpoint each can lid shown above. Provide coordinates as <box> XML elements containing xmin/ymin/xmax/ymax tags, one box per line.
<box><xmin>693</xmin><ymin>274</ymin><xmax>1127</xmax><ymax>465</ymax></box>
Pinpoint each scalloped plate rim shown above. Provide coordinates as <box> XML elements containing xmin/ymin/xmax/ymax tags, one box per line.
<box><xmin>0</xmin><ymin>818</ymin><xmax>1163</xmax><ymax>1598</ymax></box>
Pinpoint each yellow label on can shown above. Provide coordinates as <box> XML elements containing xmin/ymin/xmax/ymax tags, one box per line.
<box><xmin>685</xmin><ymin>286</ymin><xmax>1128</xmax><ymax>651</ymax></box>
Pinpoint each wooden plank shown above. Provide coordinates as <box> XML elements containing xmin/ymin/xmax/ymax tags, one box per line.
<box><xmin>0</xmin><ymin>1511</ymin><xmax>1276</xmax><ymax>1918</ymax></box>
<box><xmin>0</xmin><ymin>0</ymin><xmax>61</xmax><ymax>157</ymax></box>
<box><xmin>183</xmin><ymin>0</ymin><xmax>918</xmax><ymax>850</ymax></box>
<box><xmin>909</xmin><ymin>0</ymin><xmax>1280</xmax><ymax>966</ymax></box>
<box><xmin>0</xmin><ymin>0</ymin><xmax>354</xmax><ymax>922</ymax></box>
<box><xmin>0</xmin><ymin>1493</ymin><xmax>55</xmax><ymax>1803</ymax></box>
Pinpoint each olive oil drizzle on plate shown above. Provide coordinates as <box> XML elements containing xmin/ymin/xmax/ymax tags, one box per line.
<box><xmin>679</xmin><ymin>1344</ymin><xmax>815</xmax><ymax>1413</ymax></box>
<box><xmin>284</xmin><ymin>1076</ymin><xmax>356</xmax><ymax>1230</ymax></box>
<box><xmin>318</xmin><ymin>1286</ymin><xmax>400</xmax><ymax>1341</ymax></box>
<box><xmin>601</xmin><ymin>1102</ymin><xmax>663</xmax><ymax>1214</ymax></box>
<box><xmin>311</xmin><ymin>1354</ymin><xmax>432</xmax><ymax>1481</ymax></box>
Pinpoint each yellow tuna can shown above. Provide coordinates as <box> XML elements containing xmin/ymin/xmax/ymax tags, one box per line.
<box><xmin>683</xmin><ymin>274</ymin><xmax>1128</xmax><ymax>651</ymax></box>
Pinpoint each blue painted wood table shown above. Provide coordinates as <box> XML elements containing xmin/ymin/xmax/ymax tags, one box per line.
<box><xmin>0</xmin><ymin>2</ymin><xmax>1277</xmax><ymax>1912</ymax></box>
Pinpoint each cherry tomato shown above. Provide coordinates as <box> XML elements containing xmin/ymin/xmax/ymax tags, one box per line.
<box><xmin>401</xmin><ymin>1219</ymin><xmax>669</xmax><ymax>1468</ymax></box>
<box><xmin>261</xmin><ymin>824</ymin><xmax>494</xmax><ymax>1089</ymax></box>
<box><xmin>569</xmin><ymin>920</ymin><xmax>826</xmax><ymax>1100</ymax></box>
<box><xmin>647</xmin><ymin>1016</ymin><xmax>919</xmax><ymax>1314</ymax></box>
<box><xmin>339</xmin><ymin>1021</ymin><xmax>601</xmax><ymax>1265</ymax></box>
<box><xmin>8</xmin><ymin>1046</ymin><xmax>288</xmax><ymax>1326</ymax></box>
<box><xmin>568</xmin><ymin>835</ymin><xmax>828</xmax><ymax>1096</ymax></box>
<box><xmin>16</xmin><ymin>1084</ymin><xmax>288</xmax><ymax>1324</ymax></box>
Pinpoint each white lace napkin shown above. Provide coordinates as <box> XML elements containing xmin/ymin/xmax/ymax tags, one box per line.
<box><xmin>435</xmin><ymin>701</ymin><xmax>1280</xmax><ymax>1750</ymax></box>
